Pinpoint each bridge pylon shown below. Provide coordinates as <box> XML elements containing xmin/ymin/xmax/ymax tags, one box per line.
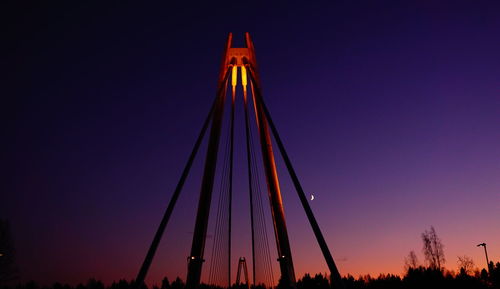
<box><xmin>236</xmin><ymin>257</ymin><xmax>250</xmax><ymax>288</ymax></box>
<box><xmin>134</xmin><ymin>33</ymin><xmax>344</xmax><ymax>289</ymax></box>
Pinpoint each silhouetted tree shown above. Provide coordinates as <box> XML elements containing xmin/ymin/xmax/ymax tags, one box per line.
<box><xmin>86</xmin><ymin>279</ymin><xmax>104</xmax><ymax>289</ymax></box>
<box><xmin>296</xmin><ymin>273</ymin><xmax>329</xmax><ymax>289</ymax></box>
<box><xmin>366</xmin><ymin>274</ymin><xmax>402</xmax><ymax>289</ymax></box>
<box><xmin>0</xmin><ymin>220</ymin><xmax>18</xmax><ymax>285</ymax></box>
<box><xmin>251</xmin><ymin>283</ymin><xmax>267</xmax><ymax>289</ymax></box>
<box><xmin>170</xmin><ymin>278</ymin><xmax>184</xmax><ymax>289</ymax></box>
<box><xmin>403</xmin><ymin>266</ymin><xmax>446</xmax><ymax>289</ymax></box>
<box><xmin>404</xmin><ymin>251</ymin><xmax>419</xmax><ymax>271</ymax></box>
<box><xmin>275</xmin><ymin>277</ymin><xmax>286</xmax><ymax>289</ymax></box>
<box><xmin>341</xmin><ymin>274</ymin><xmax>365</xmax><ymax>289</ymax></box>
<box><xmin>4</xmin><ymin>267</ymin><xmax>500</xmax><ymax>289</ymax></box>
<box><xmin>76</xmin><ymin>283</ymin><xmax>86</xmax><ymax>289</ymax></box>
<box><xmin>421</xmin><ymin>226</ymin><xmax>445</xmax><ymax>270</ymax></box>
<box><xmin>24</xmin><ymin>280</ymin><xmax>40</xmax><ymax>289</ymax></box>
<box><xmin>490</xmin><ymin>261</ymin><xmax>500</xmax><ymax>288</ymax></box>
<box><xmin>480</xmin><ymin>268</ymin><xmax>489</xmax><ymax>281</ymax></box>
<box><xmin>457</xmin><ymin>255</ymin><xmax>475</xmax><ymax>275</ymax></box>
<box><xmin>160</xmin><ymin>278</ymin><xmax>170</xmax><ymax>289</ymax></box>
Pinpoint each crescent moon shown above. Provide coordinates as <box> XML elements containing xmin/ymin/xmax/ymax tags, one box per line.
<box><xmin>310</xmin><ymin>194</ymin><xmax>315</xmax><ymax>201</ymax></box>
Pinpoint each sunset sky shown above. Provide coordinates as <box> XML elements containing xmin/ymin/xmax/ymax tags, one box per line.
<box><xmin>4</xmin><ymin>1</ymin><xmax>500</xmax><ymax>286</ymax></box>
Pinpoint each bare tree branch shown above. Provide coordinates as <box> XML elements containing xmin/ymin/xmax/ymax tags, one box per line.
<box><xmin>421</xmin><ymin>226</ymin><xmax>445</xmax><ymax>270</ymax></box>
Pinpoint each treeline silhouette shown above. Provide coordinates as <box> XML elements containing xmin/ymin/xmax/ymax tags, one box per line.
<box><xmin>2</xmin><ymin>263</ymin><xmax>499</xmax><ymax>289</ymax></box>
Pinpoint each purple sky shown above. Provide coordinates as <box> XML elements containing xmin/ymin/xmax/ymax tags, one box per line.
<box><xmin>4</xmin><ymin>1</ymin><xmax>500</xmax><ymax>286</ymax></box>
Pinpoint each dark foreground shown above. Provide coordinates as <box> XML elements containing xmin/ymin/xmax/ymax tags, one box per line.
<box><xmin>2</xmin><ymin>263</ymin><xmax>499</xmax><ymax>289</ymax></box>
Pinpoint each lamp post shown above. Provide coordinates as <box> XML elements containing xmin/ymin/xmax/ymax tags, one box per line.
<box><xmin>477</xmin><ymin>243</ymin><xmax>490</xmax><ymax>273</ymax></box>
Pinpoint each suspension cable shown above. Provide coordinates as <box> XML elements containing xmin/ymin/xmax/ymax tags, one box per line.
<box><xmin>228</xmin><ymin>65</ymin><xmax>237</xmax><ymax>288</ymax></box>
<box><xmin>209</xmin><ymin>111</ymin><xmax>231</xmax><ymax>286</ymax></box>
<box><xmin>208</xmin><ymin>66</ymin><xmax>236</xmax><ymax>288</ymax></box>
<box><xmin>243</xmin><ymin>66</ymin><xmax>275</xmax><ymax>289</ymax></box>
<box><xmin>248</xmin><ymin>66</ymin><xmax>345</xmax><ymax>289</ymax></box>
<box><xmin>242</xmin><ymin>65</ymin><xmax>257</xmax><ymax>287</ymax></box>
<box><xmin>135</xmin><ymin>68</ymin><xmax>231</xmax><ymax>287</ymax></box>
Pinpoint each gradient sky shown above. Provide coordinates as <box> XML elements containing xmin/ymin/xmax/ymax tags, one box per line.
<box><xmin>4</xmin><ymin>1</ymin><xmax>500</xmax><ymax>286</ymax></box>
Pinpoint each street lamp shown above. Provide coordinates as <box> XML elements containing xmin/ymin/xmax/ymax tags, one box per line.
<box><xmin>477</xmin><ymin>242</ymin><xmax>490</xmax><ymax>273</ymax></box>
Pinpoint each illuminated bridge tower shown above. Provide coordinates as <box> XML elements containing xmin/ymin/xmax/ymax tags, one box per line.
<box><xmin>134</xmin><ymin>33</ymin><xmax>344</xmax><ymax>289</ymax></box>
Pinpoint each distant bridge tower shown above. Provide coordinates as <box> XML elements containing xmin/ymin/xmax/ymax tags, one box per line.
<box><xmin>236</xmin><ymin>257</ymin><xmax>250</xmax><ymax>288</ymax></box>
<box><xmin>134</xmin><ymin>33</ymin><xmax>344</xmax><ymax>289</ymax></box>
